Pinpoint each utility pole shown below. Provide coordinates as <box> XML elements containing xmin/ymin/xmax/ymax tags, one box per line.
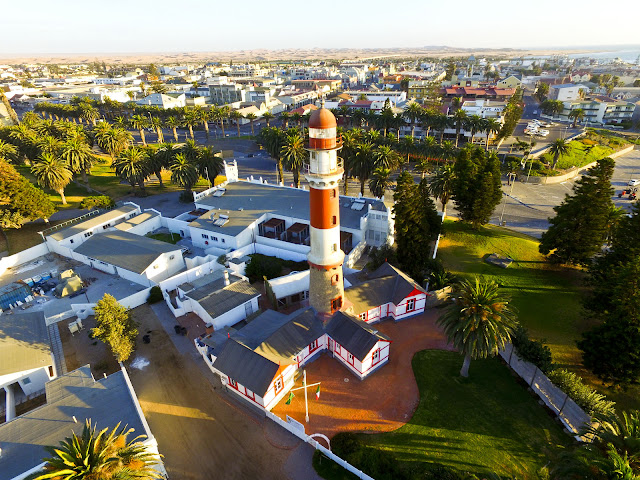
<box><xmin>304</xmin><ymin>369</ymin><xmax>309</xmax><ymax>423</ymax></box>
<box><xmin>500</xmin><ymin>172</ymin><xmax>517</xmax><ymax>225</ymax></box>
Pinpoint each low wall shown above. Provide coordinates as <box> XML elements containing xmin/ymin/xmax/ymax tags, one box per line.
<box><xmin>425</xmin><ymin>286</ymin><xmax>452</xmax><ymax>308</ymax></box>
<box><xmin>345</xmin><ymin>240</ymin><xmax>366</xmax><ymax>268</ymax></box>
<box><xmin>500</xmin><ymin>344</ymin><xmax>591</xmax><ymax>439</ymax></box>
<box><xmin>256</xmin><ymin>236</ymin><xmax>310</xmax><ymax>255</ymax></box>
<box><xmin>227</xmin><ymin>243</ymin><xmax>308</xmax><ymax>263</ymax></box>
<box><xmin>529</xmin><ymin>130</ymin><xmax>586</xmax><ymax>159</ymax></box>
<box><xmin>265</xmin><ymin>411</ymin><xmax>374</xmax><ymax>480</ymax></box>
<box><xmin>158</xmin><ymin>259</ymin><xmax>224</xmax><ymax>293</ymax></box>
<box><xmin>526</xmin><ymin>144</ymin><xmax>635</xmax><ymax>184</ymax></box>
<box><xmin>0</xmin><ymin>242</ymin><xmax>50</xmax><ymax>276</ymax></box>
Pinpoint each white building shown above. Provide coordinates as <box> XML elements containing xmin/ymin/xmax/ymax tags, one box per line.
<box><xmin>136</xmin><ymin>93</ymin><xmax>186</xmax><ymax>109</ymax></box>
<box><xmin>548</xmin><ymin>83</ymin><xmax>588</xmax><ymax>102</ymax></box>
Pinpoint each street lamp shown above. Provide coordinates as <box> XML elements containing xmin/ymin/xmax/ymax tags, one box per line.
<box><xmin>499</xmin><ymin>172</ymin><xmax>517</xmax><ymax>225</ymax></box>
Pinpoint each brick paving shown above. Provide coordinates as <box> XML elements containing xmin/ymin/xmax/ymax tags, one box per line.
<box><xmin>271</xmin><ymin>309</ymin><xmax>455</xmax><ymax>439</ymax></box>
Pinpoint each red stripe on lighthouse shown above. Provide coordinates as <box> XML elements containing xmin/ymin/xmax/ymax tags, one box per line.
<box><xmin>309</xmin><ymin>187</ymin><xmax>340</xmax><ymax>230</ymax></box>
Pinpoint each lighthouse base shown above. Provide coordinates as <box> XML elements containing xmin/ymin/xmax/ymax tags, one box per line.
<box><xmin>308</xmin><ymin>263</ymin><xmax>344</xmax><ymax>317</ymax></box>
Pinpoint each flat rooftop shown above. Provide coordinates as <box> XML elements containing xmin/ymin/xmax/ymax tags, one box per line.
<box><xmin>48</xmin><ymin>206</ymin><xmax>138</xmax><ymax>241</ymax></box>
<box><xmin>192</xmin><ymin>181</ymin><xmax>386</xmax><ymax>236</ymax></box>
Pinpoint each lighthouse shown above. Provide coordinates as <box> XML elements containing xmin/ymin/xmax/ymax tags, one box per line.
<box><xmin>305</xmin><ymin>105</ymin><xmax>345</xmax><ymax>316</ymax></box>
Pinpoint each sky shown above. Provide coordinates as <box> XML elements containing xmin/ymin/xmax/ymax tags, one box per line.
<box><xmin>1</xmin><ymin>0</ymin><xmax>639</xmax><ymax>55</ymax></box>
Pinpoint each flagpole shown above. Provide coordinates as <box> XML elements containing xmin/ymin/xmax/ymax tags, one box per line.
<box><xmin>304</xmin><ymin>369</ymin><xmax>309</xmax><ymax>423</ymax></box>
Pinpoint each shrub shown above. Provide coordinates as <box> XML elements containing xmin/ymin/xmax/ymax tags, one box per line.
<box><xmin>511</xmin><ymin>325</ymin><xmax>554</xmax><ymax>373</ymax></box>
<box><xmin>367</xmin><ymin>244</ymin><xmax>398</xmax><ymax>271</ymax></box>
<box><xmin>332</xmin><ymin>432</ymin><xmax>362</xmax><ymax>458</ymax></box>
<box><xmin>79</xmin><ymin>195</ymin><xmax>115</xmax><ymax>210</ymax></box>
<box><xmin>147</xmin><ymin>286</ymin><xmax>163</xmax><ymax>304</ymax></box>
<box><xmin>580</xmin><ymin>138</ymin><xmax>597</xmax><ymax>146</ymax></box>
<box><xmin>547</xmin><ymin>368</ymin><xmax>616</xmax><ymax>416</ymax></box>
<box><xmin>331</xmin><ymin>433</ymin><xmax>407</xmax><ymax>480</ymax></box>
<box><xmin>244</xmin><ymin>254</ymin><xmax>283</xmax><ymax>283</ymax></box>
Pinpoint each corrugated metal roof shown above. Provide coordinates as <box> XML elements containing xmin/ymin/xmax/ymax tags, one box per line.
<box><xmin>192</xmin><ymin>281</ymin><xmax>260</xmax><ymax>320</ymax></box>
<box><xmin>48</xmin><ymin>206</ymin><xmax>138</xmax><ymax>241</ymax></box>
<box><xmin>325</xmin><ymin>312</ymin><xmax>390</xmax><ymax>361</ymax></box>
<box><xmin>114</xmin><ymin>211</ymin><xmax>159</xmax><ymax>231</ymax></box>
<box><xmin>0</xmin><ymin>311</ymin><xmax>51</xmax><ymax>376</ymax></box>
<box><xmin>73</xmin><ymin>231</ymin><xmax>180</xmax><ymax>274</ymax></box>
<box><xmin>368</xmin><ymin>262</ymin><xmax>427</xmax><ymax>304</ymax></box>
<box><xmin>213</xmin><ymin>340</ymin><xmax>280</xmax><ymax>396</ymax></box>
<box><xmin>267</xmin><ymin>270</ymin><xmax>309</xmax><ymax>299</ymax></box>
<box><xmin>0</xmin><ymin>367</ymin><xmax>147</xmax><ymax>480</ymax></box>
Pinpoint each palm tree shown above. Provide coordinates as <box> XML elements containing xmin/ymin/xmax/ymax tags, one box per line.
<box><xmin>197</xmin><ymin>146</ymin><xmax>224</xmax><ymax>186</ymax></box>
<box><xmin>353</xmin><ymin>142</ymin><xmax>375</xmax><ymax>196</ymax></box>
<box><xmin>369</xmin><ymin>167</ymin><xmax>392</xmax><ymax>198</ymax></box>
<box><xmin>262</xmin><ymin>111</ymin><xmax>274</xmax><ymax>128</ymax></box>
<box><xmin>230</xmin><ymin>110</ymin><xmax>242</xmax><ymax>137</ymax></box>
<box><xmin>403</xmin><ymin>102</ymin><xmax>423</xmax><ymax>138</ymax></box>
<box><xmin>437</xmin><ymin>277</ymin><xmax>518</xmax><ymax>377</ymax></box>
<box><xmin>37</xmin><ymin>135</ymin><xmax>62</xmax><ymax>157</ymax></box>
<box><xmin>149</xmin><ymin>116</ymin><xmax>164</xmax><ymax>143</ymax></box>
<box><xmin>164</xmin><ymin>116</ymin><xmax>180</xmax><ymax>142</ymax></box>
<box><xmin>467</xmin><ymin>114</ymin><xmax>484</xmax><ymax>145</ymax></box>
<box><xmin>246</xmin><ymin>112</ymin><xmax>257</xmax><ymax>136</ymax></box>
<box><xmin>170</xmin><ymin>153</ymin><xmax>199</xmax><ymax>195</ymax></box>
<box><xmin>583</xmin><ymin>410</ymin><xmax>640</xmax><ymax>459</ymax></box>
<box><xmin>31</xmin><ymin>153</ymin><xmax>73</xmax><ymax>205</ymax></box>
<box><xmin>439</xmin><ymin>140</ymin><xmax>457</xmax><ymax>163</ymax></box>
<box><xmin>96</xmin><ymin>127</ymin><xmax>132</xmax><ymax>163</ymax></box>
<box><xmin>0</xmin><ymin>139</ymin><xmax>18</xmax><ymax>163</ymax></box>
<box><xmin>452</xmin><ymin>109</ymin><xmax>468</xmax><ymax>147</ymax></box>
<box><xmin>281</xmin><ymin>111</ymin><xmax>291</xmax><ymax>129</ymax></box>
<box><xmin>484</xmin><ymin>118</ymin><xmax>501</xmax><ymax>151</ymax></box>
<box><xmin>32</xmin><ymin>419</ymin><xmax>161</xmax><ymax>480</ymax></box>
<box><xmin>428</xmin><ymin>163</ymin><xmax>456</xmax><ymax>213</ymax></box>
<box><xmin>61</xmin><ymin>137</ymin><xmax>94</xmax><ymax>188</ymax></box>
<box><xmin>373</xmin><ymin>145</ymin><xmax>398</xmax><ymax>170</ymax></box>
<box><xmin>291</xmin><ymin>112</ymin><xmax>303</xmax><ymax>130</ymax></box>
<box><xmin>259</xmin><ymin>127</ymin><xmax>286</xmax><ymax>184</ymax></box>
<box><xmin>340</xmin><ymin>129</ymin><xmax>361</xmax><ymax>196</ymax></box>
<box><xmin>280</xmin><ymin>130</ymin><xmax>307</xmax><ymax>188</ymax></box>
<box><xmin>183</xmin><ymin>111</ymin><xmax>198</xmax><ymax>140</ymax></box>
<box><xmin>80</xmin><ymin>104</ymin><xmax>100</xmax><ymax>126</ymax></box>
<box><xmin>549</xmin><ymin>138</ymin><xmax>570</xmax><ymax>170</ymax></box>
<box><xmin>130</xmin><ymin>115</ymin><xmax>148</xmax><ymax>146</ymax></box>
<box><xmin>569</xmin><ymin>108</ymin><xmax>585</xmax><ymax>127</ymax></box>
<box><xmin>113</xmin><ymin>147</ymin><xmax>149</xmax><ymax>195</ymax></box>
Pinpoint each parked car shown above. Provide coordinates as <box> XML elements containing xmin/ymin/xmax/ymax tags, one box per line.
<box><xmin>629</xmin><ymin>179</ymin><xmax>640</xmax><ymax>187</ymax></box>
<box><xmin>535</xmin><ymin>129</ymin><xmax>550</xmax><ymax>137</ymax></box>
<box><xmin>539</xmin><ymin>121</ymin><xmax>553</xmax><ymax>127</ymax></box>
<box><xmin>524</xmin><ymin>128</ymin><xmax>537</xmax><ymax>135</ymax></box>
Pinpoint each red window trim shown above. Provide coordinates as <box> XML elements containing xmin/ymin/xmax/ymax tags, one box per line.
<box><xmin>406</xmin><ymin>297</ymin><xmax>416</xmax><ymax>312</ymax></box>
<box><xmin>309</xmin><ymin>339</ymin><xmax>319</xmax><ymax>353</ymax></box>
<box><xmin>228</xmin><ymin>377</ymin><xmax>238</xmax><ymax>389</ymax></box>
<box><xmin>372</xmin><ymin>348</ymin><xmax>380</xmax><ymax>366</ymax></box>
<box><xmin>274</xmin><ymin>376</ymin><xmax>284</xmax><ymax>394</ymax></box>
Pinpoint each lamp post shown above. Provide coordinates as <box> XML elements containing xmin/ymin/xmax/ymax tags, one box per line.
<box><xmin>499</xmin><ymin>172</ymin><xmax>517</xmax><ymax>225</ymax></box>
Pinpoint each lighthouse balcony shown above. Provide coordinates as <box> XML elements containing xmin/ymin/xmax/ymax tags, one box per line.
<box><xmin>303</xmin><ymin>157</ymin><xmax>344</xmax><ymax>177</ymax></box>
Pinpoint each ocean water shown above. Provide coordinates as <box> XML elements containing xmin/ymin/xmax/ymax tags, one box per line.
<box><xmin>568</xmin><ymin>47</ymin><xmax>640</xmax><ymax>63</ymax></box>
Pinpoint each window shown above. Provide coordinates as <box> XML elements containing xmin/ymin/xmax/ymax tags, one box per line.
<box><xmin>331</xmin><ymin>296</ymin><xmax>342</xmax><ymax>312</ymax></box>
<box><xmin>332</xmin><ymin>215</ymin><xmax>337</xmax><ymax>225</ymax></box>
<box><xmin>360</xmin><ymin>312</ymin><xmax>366</xmax><ymax>321</ymax></box>
<box><xmin>407</xmin><ymin>298</ymin><xmax>415</xmax><ymax>312</ymax></box>
<box><xmin>84</xmin><ymin>232</ymin><xmax>92</xmax><ymax>238</ymax></box>
<box><xmin>102</xmin><ymin>223</ymin><xmax>111</xmax><ymax>230</ymax></box>
<box><xmin>69</xmin><ymin>239</ymin><xmax>74</xmax><ymax>244</ymax></box>
<box><xmin>23</xmin><ymin>377</ymin><xmax>31</xmax><ymax>385</ymax></box>
<box><xmin>274</xmin><ymin>378</ymin><xmax>283</xmax><ymax>393</ymax></box>
<box><xmin>331</xmin><ymin>243</ymin><xmax>337</xmax><ymax>252</ymax></box>
<box><xmin>348</xmin><ymin>353</ymin><xmax>354</xmax><ymax>364</ymax></box>
<box><xmin>309</xmin><ymin>339</ymin><xmax>319</xmax><ymax>352</ymax></box>
<box><xmin>331</xmin><ymin>274</ymin><xmax>339</xmax><ymax>285</ymax></box>
<box><xmin>372</xmin><ymin>349</ymin><xmax>380</xmax><ymax>364</ymax></box>
<box><xmin>330</xmin><ymin>189</ymin><xmax>337</xmax><ymax>198</ymax></box>
<box><xmin>213</xmin><ymin>236</ymin><xmax>218</xmax><ymax>242</ymax></box>
<box><xmin>48</xmin><ymin>366</ymin><xmax>54</xmax><ymax>377</ymax></box>
<box><xmin>169</xmin><ymin>255</ymin><xmax>175</xmax><ymax>260</ymax></box>
<box><xmin>228</xmin><ymin>377</ymin><xmax>237</xmax><ymax>388</ymax></box>
<box><xmin>221</xmin><ymin>238</ymin><xmax>226</xmax><ymax>243</ymax></box>
<box><xmin>202</xmin><ymin>234</ymin><xmax>209</xmax><ymax>239</ymax></box>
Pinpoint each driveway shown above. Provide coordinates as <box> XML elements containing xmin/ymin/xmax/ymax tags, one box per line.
<box><xmin>126</xmin><ymin>304</ymin><xmax>320</xmax><ymax>480</ymax></box>
<box><xmin>271</xmin><ymin>310</ymin><xmax>453</xmax><ymax>439</ymax></box>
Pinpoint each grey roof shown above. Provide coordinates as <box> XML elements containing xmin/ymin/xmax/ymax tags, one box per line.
<box><xmin>213</xmin><ymin>340</ymin><xmax>280</xmax><ymax>396</ymax></box>
<box><xmin>254</xmin><ymin>308</ymin><xmax>324</xmax><ymax>363</ymax></box>
<box><xmin>73</xmin><ymin>231</ymin><xmax>180</xmax><ymax>274</ymax></box>
<box><xmin>0</xmin><ymin>367</ymin><xmax>148</xmax><ymax>480</ymax></box>
<box><xmin>0</xmin><ymin>311</ymin><xmax>51</xmax><ymax>376</ymax></box>
<box><xmin>114</xmin><ymin>211</ymin><xmax>159</xmax><ymax>231</ymax></box>
<box><xmin>48</xmin><ymin>206</ymin><xmax>138</xmax><ymax>241</ymax></box>
<box><xmin>325</xmin><ymin>312</ymin><xmax>390</xmax><ymax>361</ymax></box>
<box><xmin>191</xmin><ymin>280</ymin><xmax>260</xmax><ymax>320</ymax></box>
<box><xmin>178</xmin><ymin>269</ymin><xmax>242</xmax><ymax>293</ymax></box>
<box><xmin>191</xmin><ymin>181</ymin><xmax>385</xmax><ymax>235</ymax></box>
<box><xmin>233</xmin><ymin>309</ymin><xmax>288</xmax><ymax>349</ymax></box>
<box><xmin>368</xmin><ymin>262</ymin><xmax>427</xmax><ymax>304</ymax></box>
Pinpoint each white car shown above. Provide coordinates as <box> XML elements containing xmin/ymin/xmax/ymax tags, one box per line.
<box><xmin>535</xmin><ymin>129</ymin><xmax>550</xmax><ymax>137</ymax></box>
<box><xmin>524</xmin><ymin>128</ymin><xmax>538</xmax><ymax>135</ymax></box>
<box><xmin>539</xmin><ymin>121</ymin><xmax>553</xmax><ymax>127</ymax></box>
<box><xmin>529</xmin><ymin>119</ymin><xmax>542</xmax><ymax>125</ymax></box>
<box><xmin>628</xmin><ymin>179</ymin><xmax>640</xmax><ymax>187</ymax></box>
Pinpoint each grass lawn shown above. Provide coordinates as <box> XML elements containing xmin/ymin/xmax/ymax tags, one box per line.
<box><xmin>437</xmin><ymin>220</ymin><xmax>640</xmax><ymax>412</ymax></box>
<box><xmin>147</xmin><ymin>232</ymin><xmax>181</xmax><ymax>244</ymax></box>
<box><xmin>361</xmin><ymin>350</ymin><xmax>572</xmax><ymax>478</ymax></box>
<box><xmin>4</xmin><ymin>219</ymin><xmax>65</xmax><ymax>254</ymax></box>
<box><xmin>538</xmin><ymin>139</ymin><xmax>614</xmax><ymax>171</ymax></box>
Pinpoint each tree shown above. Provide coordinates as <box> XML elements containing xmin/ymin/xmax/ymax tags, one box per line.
<box><xmin>0</xmin><ymin>209</ymin><xmax>24</xmax><ymax>229</ymax></box>
<box><xmin>32</xmin><ymin>419</ymin><xmax>161</xmax><ymax>480</ymax></box>
<box><xmin>262</xmin><ymin>111</ymin><xmax>274</xmax><ymax>128</ymax></box>
<box><xmin>280</xmin><ymin>129</ymin><xmax>306</xmax><ymax>188</ymax></box>
<box><xmin>548</xmin><ymin>138</ymin><xmax>570</xmax><ymax>170</ymax></box>
<box><xmin>61</xmin><ymin>137</ymin><xmax>94</xmax><ymax>187</ymax></box>
<box><xmin>369</xmin><ymin>167</ymin><xmax>392</xmax><ymax>198</ymax></box>
<box><xmin>95</xmin><ymin>126</ymin><xmax>132</xmax><ymax>163</ymax></box>
<box><xmin>113</xmin><ymin>147</ymin><xmax>149</xmax><ymax>195</ymax></box>
<box><xmin>496</xmin><ymin>89</ymin><xmax>524</xmax><ymax>141</ymax></box>
<box><xmin>31</xmin><ymin>153</ymin><xmax>73</xmax><ymax>205</ymax></box>
<box><xmin>259</xmin><ymin>127</ymin><xmax>286</xmax><ymax>185</ymax></box>
<box><xmin>428</xmin><ymin>163</ymin><xmax>456</xmax><ymax>212</ymax></box>
<box><xmin>170</xmin><ymin>153</ymin><xmax>199</xmax><ymax>194</ymax></box>
<box><xmin>183</xmin><ymin>110</ymin><xmax>198</xmax><ymax>140</ymax></box>
<box><xmin>403</xmin><ymin>102</ymin><xmax>423</xmax><ymax>138</ymax></box>
<box><xmin>92</xmin><ymin>294</ymin><xmax>137</xmax><ymax>362</ymax></box>
<box><xmin>535</xmin><ymin>82</ymin><xmax>549</xmax><ymax>102</ymax></box>
<box><xmin>353</xmin><ymin>142</ymin><xmax>375</xmax><ymax>196</ymax></box>
<box><xmin>130</xmin><ymin>115</ymin><xmax>148</xmax><ymax>146</ymax></box>
<box><xmin>569</xmin><ymin>108</ymin><xmax>585</xmax><ymax>127</ymax></box>
<box><xmin>452</xmin><ymin>109</ymin><xmax>467</xmax><ymax>147</ymax></box>
<box><xmin>373</xmin><ymin>145</ymin><xmax>398</xmax><ymax>170</ymax></box>
<box><xmin>197</xmin><ymin>146</ymin><xmax>224</xmax><ymax>185</ymax></box>
<box><xmin>539</xmin><ymin>158</ymin><xmax>615</xmax><ymax>264</ymax></box>
<box><xmin>0</xmin><ymin>139</ymin><xmax>18</xmax><ymax>164</ymax></box>
<box><xmin>437</xmin><ymin>277</ymin><xmax>518</xmax><ymax>377</ymax></box>
<box><xmin>246</xmin><ymin>112</ymin><xmax>257</xmax><ymax>136</ymax></box>
<box><xmin>230</xmin><ymin>110</ymin><xmax>242</xmax><ymax>137</ymax></box>
<box><xmin>164</xmin><ymin>116</ymin><xmax>180</xmax><ymax>142</ymax></box>
<box><xmin>484</xmin><ymin>118</ymin><xmax>501</xmax><ymax>151</ymax></box>
<box><xmin>149</xmin><ymin>115</ymin><xmax>164</xmax><ymax>143</ymax></box>
<box><xmin>452</xmin><ymin>147</ymin><xmax>502</xmax><ymax>229</ymax></box>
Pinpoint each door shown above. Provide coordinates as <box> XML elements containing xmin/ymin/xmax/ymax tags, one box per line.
<box><xmin>245</xmin><ymin>302</ymin><xmax>253</xmax><ymax>316</ymax></box>
<box><xmin>328</xmin><ymin>338</ymin><xmax>334</xmax><ymax>353</ymax></box>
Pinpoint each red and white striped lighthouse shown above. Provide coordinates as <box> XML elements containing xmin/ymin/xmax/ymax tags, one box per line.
<box><xmin>305</xmin><ymin>104</ymin><xmax>344</xmax><ymax>316</ymax></box>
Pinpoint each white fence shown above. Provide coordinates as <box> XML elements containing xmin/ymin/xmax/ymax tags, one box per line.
<box><xmin>158</xmin><ymin>259</ymin><xmax>224</xmax><ymax>293</ymax></box>
<box><xmin>228</xmin><ymin>243</ymin><xmax>308</xmax><ymax>263</ymax></box>
<box><xmin>256</xmin><ymin>235</ymin><xmax>310</xmax><ymax>255</ymax></box>
<box><xmin>0</xmin><ymin>242</ymin><xmax>50</xmax><ymax>276</ymax></box>
<box><xmin>265</xmin><ymin>411</ymin><xmax>375</xmax><ymax>480</ymax></box>
<box><xmin>193</xmin><ymin>181</ymin><xmax>229</xmax><ymax>202</ymax></box>
<box><xmin>500</xmin><ymin>344</ymin><xmax>591</xmax><ymax>438</ymax></box>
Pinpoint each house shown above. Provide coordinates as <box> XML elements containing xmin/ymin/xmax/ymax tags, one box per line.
<box><xmin>344</xmin><ymin>262</ymin><xmax>429</xmax><ymax>323</ymax></box>
<box><xmin>548</xmin><ymin>83</ymin><xmax>588</xmax><ymax>101</ymax></box>
<box><xmin>136</xmin><ymin>93</ymin><xmax>186</xmax><ymax>109</ymax></box>
<box><xmin>559</xmin><ymin>96</ymin><xmax>636</xmax><ymax>125</ymax></box>
<box><xmin>170</xmin><ymin>269</ymin><xmax>260</xmax><ymax>330</ymax></box>
<box><xmin>196</xmin><ymin>306</ymin><xmax>391</xmax><ymax>410</ymax></box>
<box><xmin>496</xmin><ymin>75</ymin><xmax>522</xmax><ymax>89</ymax></box>
<box><xmin>1</xmin><ymin>311</ymin><xmax>56</xmax><ymax>423</ymax></box>
<box><xmin>72</xmin><ymin>230</ymin><xmax>185</xmax><ymax>285</ymax></box>
<box><xmin>0</xmin><ymin>366</ymin><xmax>165</xmax><ymax>480</ymax></box>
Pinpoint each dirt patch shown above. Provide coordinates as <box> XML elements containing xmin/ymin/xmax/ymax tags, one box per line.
<box><xmin>271</xmin><ymin>310</ymin><xmax>454</xmax><ymax>439</ymax></box>
<box><xmin>58</xmin><ymin>316</ymin><xmax>120</xmax><ymax>378</ymax></box>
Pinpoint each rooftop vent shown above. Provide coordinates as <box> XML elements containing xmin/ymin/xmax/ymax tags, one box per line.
<box><xmin>212</xmin><ymin>189</ymin><xmax>226</xmax><ymax>197</ymax></box>
<box><xmin>213</xmin><ymin>214</ymin><xmax>229</xmax><ymax>227</ymax></box>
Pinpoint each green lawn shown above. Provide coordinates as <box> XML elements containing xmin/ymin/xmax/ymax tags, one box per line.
<box><xmin>147</xmin><ymin>232</ymin><xmax>181</xmax><ymax>244</ymax></box>
<box><xmin>361</xmin><ymin>350</ymin><xmax>572</xmax><ymax>479</ymax></box>
<box><xmin>437</xmin><ymin>220</ymin><xmax>640</xmax><ymax>412</ymax></box>
<box><xmin>538</xmin><ymin>139</ymin><xmax>614</xmax><ymax>171</ymax></box>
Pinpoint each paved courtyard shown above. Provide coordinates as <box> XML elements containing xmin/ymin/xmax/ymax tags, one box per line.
<box><xmin>271</xmin><ymin>310</ymin><xmax>454</xmax><ymax>439</ymax></box>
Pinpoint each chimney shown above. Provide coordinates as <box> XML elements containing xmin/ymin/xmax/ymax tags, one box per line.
<box><xmin>223</xmin><ymin>270</ymin><xmax>230</xmax><ymax>286</ymax></box>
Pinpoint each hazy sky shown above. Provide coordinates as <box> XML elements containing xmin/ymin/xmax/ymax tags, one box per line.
<box><xmin>1</xmin><ymin>0</ymin><xmax>638</xmax><ymax>54</ymax></box>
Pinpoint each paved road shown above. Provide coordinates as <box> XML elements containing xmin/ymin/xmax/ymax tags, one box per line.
<box><xmin>491</xmin><ymin>147</ymin><xmax>640</xmax><ymax>237</ymax></box>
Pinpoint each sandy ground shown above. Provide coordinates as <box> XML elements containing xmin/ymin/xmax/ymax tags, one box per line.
<box><xmin>0</xmin><ymin>47</ymin><xmax>595</xmax><ymax>64</ymax></box>
<box><xmin>272</xmin><ymin>309</ymin><xmax>455</xmax><ymax>439</ymax></box>
<box><xmin>125</xmin><ymin>304</ymin><xmax>306</xmax><ymax>480</ymax></box>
